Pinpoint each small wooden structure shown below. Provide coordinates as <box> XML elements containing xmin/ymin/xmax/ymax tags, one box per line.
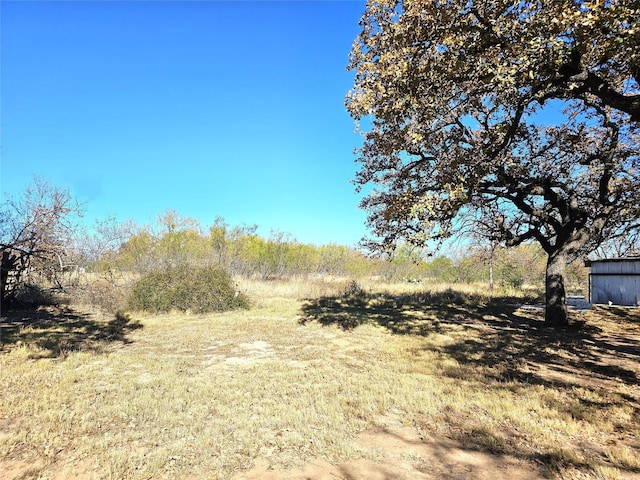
<box><xmin>586</xmin><ymin>257</ymin><xmax>640</xmax><ymax>306</ymax></box>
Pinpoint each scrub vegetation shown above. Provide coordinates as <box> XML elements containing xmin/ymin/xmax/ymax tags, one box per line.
<box><xmin>128</xmin><ymin>266</ymin><xmax>249</xmax><ymax>314</ymax></box>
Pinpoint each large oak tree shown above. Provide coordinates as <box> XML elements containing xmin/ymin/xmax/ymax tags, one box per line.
<box><xmin>347</xmin><ymin>0</ymin><xmax>640</xmax><ymax>327</ymax></box>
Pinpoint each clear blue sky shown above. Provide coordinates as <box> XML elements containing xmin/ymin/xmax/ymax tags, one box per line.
<box><xmin>1</xmin><ymin>0</ymin><xmax>370</xmax><ymax>247</ymax></box>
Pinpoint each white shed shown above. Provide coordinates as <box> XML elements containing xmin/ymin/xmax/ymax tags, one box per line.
<box><xmin>586</xmin><ymin>257</ymin><xmax>640</xmax><ymax>306</ymax></box>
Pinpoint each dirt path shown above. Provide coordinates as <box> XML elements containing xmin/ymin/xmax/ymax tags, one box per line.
<box><xmin>232</xmin><ymin>421</ymin><xmax>543</xmax><ymax>480</ymax></box>
<box><xmin>231</xmin><ymin>408</ymin><xmax>544</xmax><ymax>480</ymax></box>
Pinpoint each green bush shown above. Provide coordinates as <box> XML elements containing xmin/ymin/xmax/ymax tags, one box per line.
<box><xmin>128</xmin><ymin>266</ymin><xmax>249</xmax><ymax>314</ymax></box>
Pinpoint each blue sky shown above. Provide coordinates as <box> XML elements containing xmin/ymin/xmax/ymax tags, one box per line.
<box><xmin>1</xmin><ymin>0</ymin><xmax>369</xmax><ymax>247</ymax></box>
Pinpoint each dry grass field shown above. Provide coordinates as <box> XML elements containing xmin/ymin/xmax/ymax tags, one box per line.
<box><xmin>1</xmin><ymin>277</ymin><xmax>639</xmax><ymax>479</ymax></box>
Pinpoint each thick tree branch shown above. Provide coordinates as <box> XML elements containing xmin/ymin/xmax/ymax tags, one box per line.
<box><xmin>553</xmin><ymin>67</ymin><xmax>640</xmax><ymax>122</ymax></box>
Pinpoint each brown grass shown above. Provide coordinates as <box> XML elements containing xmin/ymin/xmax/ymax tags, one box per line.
<box><xmin>1</xmin><ymin>277</ymin><xmax>638</xmax><ymax>479</ymax></box>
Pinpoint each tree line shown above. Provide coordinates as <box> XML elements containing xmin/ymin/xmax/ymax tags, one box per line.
<box><xmin>1</xmin><ymin>178</ymin><xmax>588</xmax><ymax>310</ymax></box>
<box><xmin>92</xmin><ymin>212</ymin><xmax>586</xmax><ymax>290</ymax></box>
<box><xmin>4</xmin><ymin>2</ymin><xmax>638</xmax><ymax>326</ymax></box>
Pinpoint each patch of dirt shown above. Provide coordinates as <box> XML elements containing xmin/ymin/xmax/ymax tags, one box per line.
<box><xmin>1</xmin><ymin>460</ymin><xmax>46</xmax><ymax>480</ymax></box>
<box><xmin>200</xmin><ymin>339</ymin><xmax>277</xmax><ymax>367</ymax></box>
<box><xmin>232</xmin><ymin>421</ymin><xmax>543</xmax><ymax>480</ymax></box>
<box><xmin>225</xmin><ymin>340</ymin><xmax>276</xmax><ymax>365</ymax></box>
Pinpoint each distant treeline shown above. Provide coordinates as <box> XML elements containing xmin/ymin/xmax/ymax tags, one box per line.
<box><xmin>0</xmin><ymin>180</ymin><xmax>590</xmax><ymax>313</ymax></box>
<box><xmin>77</xmin><ymin>211</ymin><xmax>587</xmax><ymax>292</ymax></box>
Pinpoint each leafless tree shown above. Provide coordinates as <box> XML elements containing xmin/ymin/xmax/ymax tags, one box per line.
<box><xmin>1</xmin><ymin>178</ymin><xmax>83</xmax><ymax>304</ymax></box>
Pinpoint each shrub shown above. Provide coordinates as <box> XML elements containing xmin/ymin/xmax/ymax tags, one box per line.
<box><xmin>341</xmin><ymin>279</ymin><xmax>365</xmax><ymax>297</ymax></box>
<box><xmin>128</xmin><ymin>265</ymin><xmax>249</xmax><ymax>314</ymax></box>
<box><xmin>77</xmin><ymin>282</ymin><xmax>129</xmax><ymax>314</ymax></box>
<box><xmin>339</xmin><ymin>279</ymin><xmax>368</xmax><ymax>306</ymax></box>
<box><xmin>8</xmin><ymin>283</ymin><xmax>60</xmax><ymax>307</ymax></box>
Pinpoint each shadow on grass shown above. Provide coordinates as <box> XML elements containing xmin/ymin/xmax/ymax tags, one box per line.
<box><xmin>300</xmin><ymin>287</ymin><xmax>541</xmax><ymax>334</ymax></box>
<box><xmin>300</xmin><ymin>288</ymin><xmax>640</xmax><ymax>475</ymax></box>
<box><xmin>0</xmin><ymin>305</ymin><xmax>143</xmax><ymax>358</ymax></box>
<box><xmin>300</xmin><ymin>288</ymin><xmax>639</xmax><ymax>386</ymax></box>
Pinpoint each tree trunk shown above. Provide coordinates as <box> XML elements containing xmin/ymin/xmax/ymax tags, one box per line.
<box><xmin>545</xmin><ymin>249</ymin><xmax>569</xmax><ymax>328</ymax></box>
<box><xmin>1</xmin><ymin>251</ymin><xmax>14</xmax><ymax>304</ymax></box>
<box><xmin>489</xmin><ymin>254</ymin><xmax>494</xmax><ymax>291</ymax></box>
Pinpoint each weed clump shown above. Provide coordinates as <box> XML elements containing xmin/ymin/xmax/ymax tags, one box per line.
<box><xmin>339</xmin><ymin>279</ymin><xmax>369</xmax><ymax>307</ymax></box>
<box><xmin>128</xmin><ymin>266</ymin><xmax>249</xmax><ymax>314</ymax></box>
<box><xmin>341</xmin><ymin>279</ymin><xmax>365</xmax><ymax>297</ymax></box>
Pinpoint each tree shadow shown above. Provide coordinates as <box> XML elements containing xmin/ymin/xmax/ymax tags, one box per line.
<box><xmin>300</xmin><ymin>288</ymin><xmax>639</xmax><ymax>386</ymax></box>
<box><xmin>0</xmin><ymin>305</ymin><xmax>143</xmax><ymax>358</ymax></box>
<box><xmin>300</xmin><ymin>289</ymin><xmax>640</xmax><ymax>475</ymax></box>
<box><xmin>440</xmin><ymin>304</ymin><xmax>639</xmax><ymax>388</ymax></box>
<box><xmin>300</xmin><ymin>288</ymin><xmax>539</xmax><ymax>335</ymax></box>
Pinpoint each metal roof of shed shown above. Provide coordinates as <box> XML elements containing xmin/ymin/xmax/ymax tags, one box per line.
<box><xmin>584</xmin><ymin>257</ymin><xmax>640</xmax><ymax>266</ymax></box>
